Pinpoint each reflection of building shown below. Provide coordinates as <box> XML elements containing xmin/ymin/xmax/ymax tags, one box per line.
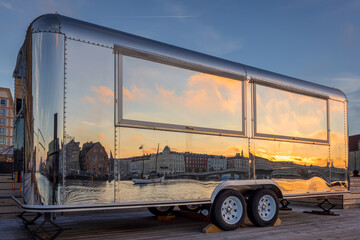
<box><xmin>185</xmin><ymin>152</ymin><xmax>207</xmax><ymax>173</ymax></box>
<box><xmin>0</xmin><ymin>87</ymin><xmax>14</xmax><ymax>151</ymax></box>
<box><xmin>349</xmin><ymin>134</ymin><xmax>360</xmax><ymax>172</ymax></box>
<box><xmin>156</xmin><ymin>146</ymin><xmax>185</xmax><ymax>174</ymax></box>
<box><xmin>65</xmin><ymin>139</ymin><xmax>80</xmax><ymax>171</ymax></box>
<box><xmin>126</xmin><ymin>146</ymin><xmax>186</xmax><ymax>175</ymax></box>
<box><xmin>79</xmin><ymin>142</ymin><xmax>109</xmax><ymax>176</ymax></box>
<box><xmin>208</xmin><ymin>155</ymin><xmax>227</xmax><ymax>171</ymax></box>
<box><xmin>227</xmin><ymin>152</ymin><xmax>248</xmax><ymax>170</ymax></box>
<box><xmin>129</xmin><ymin>155</ymin><xmax>151</xmax><ymax>173</ymax></box>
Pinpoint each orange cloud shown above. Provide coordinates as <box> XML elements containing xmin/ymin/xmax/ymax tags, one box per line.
<box><xmin>84</xmin><ymin>96</ymin><xmax>95</xmax><ymax>104</ymax></box>
<box><xmin>90</xmin><ymin>85</ymin><xmax>114</xmax><ymax>105</ymax></box>
<box><xmin>123</xmin><ymin>86</ymin><xmax>146</xmax><ymax>101</ymax></box>
<box><xmin>99</xmin><ymin>133</ymin><xmax>105</xmax><ymax>140</ymax></box>
<box><xmin>256</xmin><ymin>86</ymin><xmax>327</xmax><ymax>140</ymax></box>
<box><xmin>130</xmin><ymin>135</ymin><xmax>142</xmax><ymax>141</ymax></box>
<box><xmin>228</xmin><ymin>146</ymin><xmax>240</xmax><ymax>152</ymax></box>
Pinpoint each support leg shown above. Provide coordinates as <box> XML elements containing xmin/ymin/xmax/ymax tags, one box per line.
<box><xmin>17</xmin><ymin>212</ymin><xmax>42</xmax><ymax>225</ymax></box>
<box><xmin>22</xmin><ymin>213</ymin><xmax>65</xmax><ymax>240</ymax></box>
<box><xmin>279</xmin><ymin>199</ymin><xmax>292</xmax><ymax>211</ymax></box>
<box><xmin>303</xmin><ymin>198</ymin><xmax>339</xmax><ymax>216</ymax></box>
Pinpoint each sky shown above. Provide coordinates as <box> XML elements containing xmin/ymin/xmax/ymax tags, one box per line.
<box><xmin>0</xmin><ymin>0</ymin><xmax>360</xmax><ymax>135</ymax></box>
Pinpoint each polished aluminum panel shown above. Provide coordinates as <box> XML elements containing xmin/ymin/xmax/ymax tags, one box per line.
<box><xmin>329</xmin><ymin>100</ymin><xmax>348</xmax><ymax>191</ymax></box>
<box><xmin>24</xmin><ymin>32</ymin><xmax>64</xmax><ymax>205</ymax></box>
<box><xmin>30</xmin><ymin>14</ymin><xmax>345</xmax><ymax>101</ymax></box>
<box><xmin>115</xmin><ymin>127</ymin><xmax>249</xmax><ymax>203</ymax></box>
<box><xmin>253</xmin><ymin>139</ymin><xmax>332</xmax><ymax>194</ymax></box>
<box><xmin>254</xmin><ymin>84</ymin><xmax>328</xmax><ymax>143</ymax></box>
<box><xmin>63</xmin><ymin>39</ymin><xmax>115</xmax><ymax>204</ymax></box>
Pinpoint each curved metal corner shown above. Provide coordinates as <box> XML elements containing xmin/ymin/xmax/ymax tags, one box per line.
<box><xmin>210</xmin><ymin>179</ymin><xmax>283</xmax><ymax>203</ymax></box>
<box><xmin>30</xmin><ymin>13</ymin><xmax>61</xmax><ymax>34</ymax></box>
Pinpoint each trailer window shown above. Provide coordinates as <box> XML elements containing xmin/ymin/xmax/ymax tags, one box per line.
<box><xmin>120</xmin><ymin>56</ymin><xmax>244</xmax><ymax>135</ymax></box>
<box><xmin>255</xmin><ymin>84</ymin><xmax>328</xmax><ymax>143</ymax></box>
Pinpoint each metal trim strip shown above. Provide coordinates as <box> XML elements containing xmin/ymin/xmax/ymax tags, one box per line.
<box><xmin>12</xmin><ymin>196</ymin><xmax>211</xmax><ymax>213</ymax></box>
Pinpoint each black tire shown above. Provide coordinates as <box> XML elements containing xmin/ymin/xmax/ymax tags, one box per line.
<box><xmin>210</xmin><ymin>190</ymin><xmax>246</xmax><ymax>231</ymax></box>
<box><xmin>179</xmin><ymin>205</ymin><xmax>202</xmax><ymax>212</ymax></box>
<box><xmin>148</xmin><ymin>206</ymin><xmax>174</xmax><ymax>216</ymax></box>
<box><xmin>247</xmin><ymin>188</ymin><xmax>279</xmax><ymax>227</ymax></box>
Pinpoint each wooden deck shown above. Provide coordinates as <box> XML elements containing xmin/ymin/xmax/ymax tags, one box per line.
<box><xmin>1</xmin><ymin>206</ymin><xmax>360</xmax><ymax>240</ymax></box>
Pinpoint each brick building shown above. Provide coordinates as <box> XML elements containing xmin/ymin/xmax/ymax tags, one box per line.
<box><xmin>349</xmin><ymin>134</ymin><xmax>360</xmax><ymax>172</ymax></box>
<box><xmin>79</xmin><ymin>142</ymin><xmax>109</xmax><ymax>177</ymax></box>
<box><xmin>0</xmin><ymin>87</ymin><xmax>14</xmax><ymax>151</ymax></box>
<box><xmin>184</xmin><ymin>152</ymin><xmax>208</xmax><ymax>173</ymax></box>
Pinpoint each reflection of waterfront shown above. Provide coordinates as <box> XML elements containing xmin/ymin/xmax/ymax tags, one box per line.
<box><xmin>64</xmin><ymin>179</ymin><xmax>218</xmax><ymax>205</ymax></box>
<box><xmin>275</xmin><ymin>177</ymin><xmax>347</xmax><ymax>195</ymax></box>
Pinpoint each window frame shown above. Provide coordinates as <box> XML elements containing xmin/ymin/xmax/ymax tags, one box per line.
<box><xmin>114</xmin><ymin>46</ymin><xmax>246</xmax><ymax>138</ymax></box>
<box><xmin>0</xmin><ymin>99</ymin><xmax>6</xmax><ymax>107</ymax></box>
<box><xmin>252</xmin><ymin>82</ymin><xmax>329</xmax><ymax>145</ymax></box>
<box><xmin>0</xmin><ymin>109</ymin><xmax>6</xmax><ymax>117</ymax></box>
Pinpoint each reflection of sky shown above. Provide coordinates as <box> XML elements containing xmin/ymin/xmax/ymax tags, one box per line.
<box><xmin>118</xmin><ymin>127</ymin><xmax>248</xmax><ymax>159</ymax></box>
<box><xmin>65</xmin><ymin>40</ymin><xmax>114</xmax><ymax>154</ymax></box>
<box><xmin>32</xmin><ymin>33</ymin><xmax>64</xmax><ymax>170</ymax></box>
<box><xmin>255</xmin><ymin>139</ymin><xmax>329</xmax><ymax>167</ymax></box>
<box><xmin>123</xmin><ymin>56</ymin><xmax>243</xmax><ymax>131</ymax></box>
<box><xmin>256</xmin><ymin>85</ymin><xmax>327</xmax><ymax>140</ymax></box>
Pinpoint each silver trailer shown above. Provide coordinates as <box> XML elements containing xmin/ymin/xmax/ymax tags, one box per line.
<box><xmin>13</xmin><ymin>14</ymin><xmax>348</xmax><ymax>231</ymax></box>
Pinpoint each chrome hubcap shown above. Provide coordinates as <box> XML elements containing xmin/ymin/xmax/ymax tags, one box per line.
<box><xmin>221</xmin><ymin>196</ymin><xmax>243</xmax><ymax>224</ymax></box>
<box><xmin>257</xmin><ymin>195</ymin><xmax>276</xmax><ymax>221</ymax></box>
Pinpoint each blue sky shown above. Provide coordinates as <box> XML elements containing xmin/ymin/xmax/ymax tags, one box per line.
<box><xmin>0</xmin><ymin>0</ymin><xmax>359</xmax><ymax>134</ymax></box>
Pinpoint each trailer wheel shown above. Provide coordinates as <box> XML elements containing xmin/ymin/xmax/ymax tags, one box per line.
<box><xmin>179</xmin><ymin>205</ymin><xmax>202</xmax><ymax>212</ymax></box>
<box><xmin>211</xmin><ymin>190</ymin><xmax>246</xmax><ymax>231</ymax></box>
<box><xmin>247</xmin><ymin>188</ymin><xmax>279</xmax><ymax>227</ymax></box>
<box><xmin>148</xmin><ymin>206</ymin><xmax>174</xmax><ymax>216</ymax></box>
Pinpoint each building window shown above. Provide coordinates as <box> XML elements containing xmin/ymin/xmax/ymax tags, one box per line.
<box><xmin>0</xmin><ymin>99</ymin><xmax>6</xmax><ymax>107</ymax></box>
<box><xmin>0</xmin><ymin>137</ymin><xmax>6</xmax><ymax>145</ymax></box>
<box><xmin>0</xmin><ymin>109</ymin><xmax>6</xmax><ymax>117</ymax></box>
<box><xmin>0</xmin><ymin>128</ymin><xmax>5</xmax><ymax>135</ymax></box>
<box><xmin>0</xmin><ymin>119</ymin><xmax>5</xmax><ymax>126</ymax></box>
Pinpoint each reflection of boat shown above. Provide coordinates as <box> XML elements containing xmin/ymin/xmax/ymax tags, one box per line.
<box><xmin>132</xmin><ymin>143</ymin><xmax>165</xmax><ymax>184</ymax></box>
<box><xmin>132</xmin><ymin>175</ymin><xmax>165</xmax><ymax>184</ymax></box>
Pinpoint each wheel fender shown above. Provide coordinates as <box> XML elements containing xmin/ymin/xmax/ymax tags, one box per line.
<box><xmin>211</xmin><ymin>179</ymin><xmax>283</xmax><ymax>203</ymax></box>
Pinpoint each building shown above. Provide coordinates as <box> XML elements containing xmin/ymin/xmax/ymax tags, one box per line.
<box><xmin>0</xmin><ymin>87</ymin><xmax>14</xmax><ymax>151</ymax></box>
<box><xmin>129</xmin><ymin>155</ymin><xmax>151</xmax><ymax>174</ymax></box>
<box><xmin>349</xmin><ymin>134</ymin><xmax>360</xmax><ymax>173</ymax></box>
<box><xmin>227</xmin><ymin>152</ymin><xmax>249</xmax><ymax>170</ymax></box>
<box><xmin>184</xmin><ymin>152</ymin><xmax>208</xmax><ymax>173</ymax></box>
<box><xmin>65</xmin><ymin>139</ymin><xmax>81</xmax><ymax>172</ymax></box>
<box><xmin>154</xmin><ymin>146</ymin><xmax>185</xmax><ymax>174</ymax></box>
<box><xmin>208</xmin><ymin>155</ymin><xmax>227</xmax><ymax>171</ymax></box>
<box><xmin>79</xmin><ymin>142</ymin><xmax>109</xmax><ymax>177</ymax></box>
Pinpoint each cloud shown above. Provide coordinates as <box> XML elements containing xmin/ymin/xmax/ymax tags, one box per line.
<box><xmin>330</xmin><ymin>74</ymin><xmax>360</xmax><ymax>94</ymax></box>
<box><xmin>130</xmin><ymin>135</ymin><xmax>142</xmax><ymax>141</ymax></box>
<box><xmin>122</xmin><ymin>15</ymin><xmax>197</xmax><ymax>19</ymax></box>
<box><xmin>90</xmin><ymin>85</ymin><xmax>114</xmax><ymax>105</ymax></box>
<box><xmin>80</xmin><ymin>120</ymin><xmax>96</xmax><ymax>126</ymax></box>
<box><xmin>228</xmin><ymin>146</ymin><xmax>240</xmax><ymax>152</ymax></box>
<box><xmin>84</xmin><ymin>96</ymin><xmax>95</xmax><ymax>104</ymax></box>
<box><xmin>0</xmin><ymin>1</ymin><xmax>12</xmax><ymax>9</ymax></box>
<box><xmin>98</xmin><ymin>133</ymin><xmax>105</xmax><ymax>140</ymax></box>
<box><xmin>256</xmin><ymin>86</ymin><xmax>327</xmax><ymax>139</ymax></box>
<box><xmin>151</xmin><ymin>73</ymin><xmax>242</xmax><ymax>115</ymax></box>
<box><xmin>123</xmin><ymin>86</ymin><xmax>147</xmax><ymax>101</ymax></box>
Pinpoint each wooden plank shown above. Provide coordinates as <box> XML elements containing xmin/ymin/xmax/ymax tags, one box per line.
<box><xmin>1</xmin><ymin>206</ymin><xmax>360</xmax><ymax>239</ymax></box>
